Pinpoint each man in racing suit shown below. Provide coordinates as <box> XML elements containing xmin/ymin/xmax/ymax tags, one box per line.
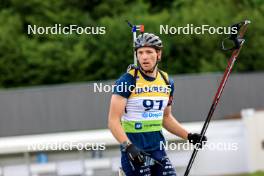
<box><xmin>108</xmin><ymin>33</ymin><xmax>207</xmax><ymax>176</ymax></box>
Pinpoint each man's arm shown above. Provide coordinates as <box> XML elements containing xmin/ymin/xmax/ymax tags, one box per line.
<box><xmin>108</xmin><ymin>94</ymin><xmax>146</xmax><ymax>165</ymax></box>
<box><xmin>108</xmin><ymin>94</ymin><xmax>130</xmax><ymax>144</ymax></box>
<box><xmin>163</xmin><ymin>105</ymin><xmax>189</xmax><ymax>140</ymax></box>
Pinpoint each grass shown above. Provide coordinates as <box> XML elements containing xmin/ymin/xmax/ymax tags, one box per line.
<box><xmin>238</xmin><ymin>172</ymin><xmax>264</xmax><ymax>176</ymax></box>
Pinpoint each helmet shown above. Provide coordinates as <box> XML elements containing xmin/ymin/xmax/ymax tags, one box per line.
<box><xmin>134</xmin><ymin>33</ymin><xmax>163</xmax><ymax>50</ymax></box>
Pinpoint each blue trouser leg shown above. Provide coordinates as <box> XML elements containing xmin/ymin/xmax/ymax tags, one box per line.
<box><xmin>121</xmin><ymin>151</ymin><xmax>151</xmax><ymax>176</ymax></box>
<box><xmin>149</xmin><ymin>149</ymin><xmax>177</xmax><ymax>176</ymax></box>
<box><xmin>121</xmin><ymin>149</ymin><xmax>177</xmax><ymax>176</ymax></box>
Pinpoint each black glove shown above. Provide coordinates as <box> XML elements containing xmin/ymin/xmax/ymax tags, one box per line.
<box><xmin>125</xmin><ymin>144</ymin><xmax>145</xmax><ymax>166</ymax></box>
<box><xmin>188</xmin><ymin>133</ymin><xmax>207</xmax><ymax>148</ymax></box>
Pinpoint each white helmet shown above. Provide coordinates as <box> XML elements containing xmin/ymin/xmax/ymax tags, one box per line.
<box><xmin>135</xmin><ymin>33</ymin><xmax>163</xmax><ymax>50</ymax></box>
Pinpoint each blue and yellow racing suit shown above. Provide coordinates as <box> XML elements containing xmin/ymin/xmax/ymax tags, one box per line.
<box><xmin>113</xmin><ymin>68</ymin><xmax>177</xmax><ymax>176</ymax></box>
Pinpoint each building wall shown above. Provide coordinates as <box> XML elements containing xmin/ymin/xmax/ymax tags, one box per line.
<box><xmin>0</xmin><ymin>72</ymin><xmax>263</xmax><ymax>137</ymax></box>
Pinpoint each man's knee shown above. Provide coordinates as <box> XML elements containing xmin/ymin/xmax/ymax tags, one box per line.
<box><xmin>122</xmin><ymin>164</ymin><xmax>151</xmax><ymax>176</ymax></box>
<box><xmin>121</xmin><ymin>152</ymin><xmax>151</xmax><ymax>176</ymax></box>
<box><xmin>152</xmin><ymin>156</ymin><xmax>177</xmax><ymax>176</ymax></box>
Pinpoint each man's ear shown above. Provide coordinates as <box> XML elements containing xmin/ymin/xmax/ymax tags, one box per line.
<box><xmin>157</xmin><ymin>50</ymin><xmax>162</xmax><ymax>61</ymax></box>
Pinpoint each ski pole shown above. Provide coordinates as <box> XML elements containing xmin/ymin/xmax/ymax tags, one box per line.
<box><xmin>184</xmin><ymin>20</ymin><xmax>251</xmax><ymax>176</ymax></box>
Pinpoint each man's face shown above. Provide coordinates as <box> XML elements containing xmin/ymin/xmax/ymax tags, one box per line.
<box><xmin>137</xmin><ymin>47</ymin><xmax>161</xmax><ymax>72</ymax></box>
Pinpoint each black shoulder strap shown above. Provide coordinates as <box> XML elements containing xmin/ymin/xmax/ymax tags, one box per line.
<box><xmin>126</xmin><ymin>64</ymin><xmax>138</xmax><ymax>86</ymax></box>
<box><xmin>158</xmin><ymin>70</ymin><xmax>170</xmax><ymax>86</ymax></box>
<box><xmin>133</xmin><ymin>67</ymin><xmax>138</xmax><ymax>83</ymax></box>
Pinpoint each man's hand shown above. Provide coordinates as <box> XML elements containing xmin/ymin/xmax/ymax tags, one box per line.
<box><xmin>125</xmin><ymin>144</ymin><xmax>145</xmax><ymax>166</ymax></box>
<box><xmin>188</xmin><ymin>133</ymin><xmax>207</xmax><ymax>148</ymax></box>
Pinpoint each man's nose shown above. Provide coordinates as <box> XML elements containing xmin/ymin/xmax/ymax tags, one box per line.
<box><xmin>141</xmin><ymin>52</ymin><xmax>148</xmax><ymax>60</ymax></box>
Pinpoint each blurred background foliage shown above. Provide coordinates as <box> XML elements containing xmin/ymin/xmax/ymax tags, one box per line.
<box><xmin>0</xmin><ymin>0</ymin><xmax>263</xmax><ymax>88</ymax></box>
